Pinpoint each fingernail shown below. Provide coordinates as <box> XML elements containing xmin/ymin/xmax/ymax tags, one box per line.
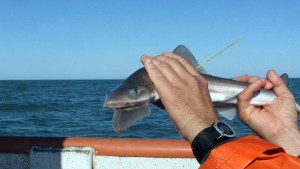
<box><xmin>141</xmin><ymin>55</ymin><xmax>152</xmax><ymax>64</ymax></box>
<box><xmin>141</xmin><ymin>55</ymin><xmax>149</xmax><ymax>62</ymax></box>
<box><xmin>141</xmin><ymin>55</ymin><xmax>147</xmax><ymax>59</ymax></box>
<box><xmin>265</xmin><ymin>82</ymin><xmax>273</xmax><ymax>89</ymax></box>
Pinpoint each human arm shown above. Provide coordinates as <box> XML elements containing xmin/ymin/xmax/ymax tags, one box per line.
<box><xmin>140</xmin><ymin>52</ymin><xmax>300</xmax><ymax>168</ymax></box>
<box><xmin>140</xmin><ymin>52</ymin><xmax>219</xmax><ymax>143</ymax></box>
<box><xmin>141</xmin><ymin>52</ymin><xmax>241</xmax><ymax>164</ymax></box>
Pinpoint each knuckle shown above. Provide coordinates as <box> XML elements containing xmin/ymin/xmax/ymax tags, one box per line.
<box><xmin>145</xmin><ymin>64</ymin><xmax>157</xmax><ymax>73</ymax></box>
<box><xmin>154</xmin><ymin>55</ymin><xmax>165</xmax><ymax>60</ymax></box>
<box><xmin>196</xmin><ymin>74</ymin><xmax>207</xmax><ymax>84</ymax></box>
<box><xmin>189</xmin><ymin>76</ymin><xmax>199</xmax><ymax>85</ymax></box>
<box><xmin>249</xmin><ymin>76</ymin><xmax>262</xmax><ymax>83</ymax></box>
<box><xmin>237</xmin><ymin>93</ymin><xmax>243</xmax><ymax>100</ymax></box>
<box><xmin>158</xmin><ymin>61</ymin><xmax>170</xmax><ymax>69</ymax></box>
<box><xmin>189</xmin><ymin>75</ymin><xmax>207</xmax><ymax>87</ymax></box>
<box><xmin>237</xmin><ymin>92</ymin><xmax>247</xmax><ymax>101</ymax></box>
<box><xmin>182</xmin><ymin>58</ymin><xmax>193</xmax><ymax>67</ymax></box>
<box><xmin>162</xmin><ymin>51</ymin><xmax>172</xmax><ymax>56</ymax></box>
<box><xmin>168</xmin><ymin>57</ymin><xmax>180</xmax><ymax>65</ymax></box>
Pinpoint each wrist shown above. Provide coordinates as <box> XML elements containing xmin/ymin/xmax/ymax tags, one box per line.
<box><xmin>184</xmin><ymin>118</ymin><xmax>219</xmax><ymax>144</ymax></box>
<box><xmin>264</xmin><ymin>124</ymin><xmax>300</xmax><ymax>157</ymax></box>
<box><xmin>191</xmin><ymin>121</ymin><xmax>237</xmax><ymax>163</ymax></box>
<box><xmin>275</xmin><ymin>128</ymin><xmax>300</xmax><ymax>157</ymax></box>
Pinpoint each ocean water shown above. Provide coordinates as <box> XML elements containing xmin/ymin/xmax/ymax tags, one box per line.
<box><xmin>0</xmin><ymin>79</ymin><xmax>299</xmax><ymax>139</ymax></box>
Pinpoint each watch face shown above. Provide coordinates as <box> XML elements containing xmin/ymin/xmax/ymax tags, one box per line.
<box><xmin>215</xmin><ymin>122</ymin><xmax>235</xmax><ymax>136</ymax></box>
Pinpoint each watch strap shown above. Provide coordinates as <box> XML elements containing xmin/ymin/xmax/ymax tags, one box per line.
<box><xmin>191</xmin><ymin>124</ymin><xmax>237</xmax><ymax>164</ymax></box>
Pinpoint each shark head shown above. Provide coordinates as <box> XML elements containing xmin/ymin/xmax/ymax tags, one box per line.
<box><xmin>103</xmin><ymin>45</ymin><xmax>205</xmax><ymax>132</ymax></box>
<box><xmin>103</xmin><ymin>68</ymin><xmax>158</xmax><ymax>110</ymax></box>
<box><xmin>103</xmin><ymin>68</ymin><xmax>158</xmax><ymax>132</ymax></box>
<box><xmin>104</xmin><ymin>45</ymin><xmax>200</xmax><ymax>110</ymax></box>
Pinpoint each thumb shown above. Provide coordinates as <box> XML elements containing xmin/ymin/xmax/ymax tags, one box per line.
<box><xmin>267</xmin><ymin>70</ymin><xmax>293</xmax><ymax>98</ymax></box>
<box><xmin>237</xmin><ymin>80</ymin><xmax>265</xmax><ymax>120</ymax></box>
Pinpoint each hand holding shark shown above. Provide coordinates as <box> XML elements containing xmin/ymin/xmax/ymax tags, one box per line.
<box><xmin>236</xmin><ymin>70</ymin><xmax>300</xmax><ymax>156</ymax></box>
<box><xmin>141</xmin><ymin>53</ymin><xmax>219</xmax><ymax>143</ymax></box>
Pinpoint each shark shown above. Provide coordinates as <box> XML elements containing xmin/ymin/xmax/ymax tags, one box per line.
<box><xmin>104</xmin><ymin>45</ymin><xmax>300</xmax><ymax>132</ymax></box>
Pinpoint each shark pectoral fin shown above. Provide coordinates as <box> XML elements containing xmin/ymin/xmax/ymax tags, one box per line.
<box><xmin>215</xmin><ymin>106</ymin><xmax>237</xmax><ymax>120</ymax></box>
<box><xmin>112</xmin><ymin>105</ymin><xmax>151</xmax><ymax>133</ymax></box>
<box><xmin>210</xmin><ymin>92</ymin><xmax>238</xmax><ymax>102</ymax></box>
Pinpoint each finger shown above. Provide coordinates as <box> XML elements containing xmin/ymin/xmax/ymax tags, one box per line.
<box><xmin>264</xmin><ymin>79</ymin><xmax>273</xmax><ymax>90</ymax></box>
<box><xmin>248</xmin><ymin>76</ymin><xmax>262</xmax><ymax>84</ymax></box>
<box><xmin>162</xmin><ymin>52</ymin><xmax>200</xmax><ymax>76</ymax></box>
<box><xmin>150</xmin><ymin>57</ymin><xmax>187</xmax><ymax>85</ymax></box>
<box><xmin>267</xmin><ymin>70</ymin><xmax>293</xmax><ymax>97</ymax></box>
<box><xmin>153</xmin><ymin>54</ymin><xmax>191</xmax><ymax>79</ymax></box>
<box><xmin>234</xmin><ymin>75</ymin><xmax>249</xmax><ymax>82</ymax></box>
<box><xmin>140</xmin><ymin>55</ymin><xmax>171</xmax><ymax>93</ymax></box>
<box><xmin>238</xmin><ymin>79</ymin><xmax>265</xmax><ymax>102</ymax></box>
<box><xmin>235</xmin><ymin>75</ymin><xmax>273</xmax><ymax>90</ymax></box>
<box><xmin>140</xmin><ymin>54</ymin><xmax>148</xmax><ymax>64</ymax></box>
<box><xmin>237</xmin><ymin>80</ymin><xmax>265</xmax><ymax>117</ymax></box>
<box><xmin>248</xmin><ymin>76</ymin><xmax>273</xmax><ymax>90</ymax></box>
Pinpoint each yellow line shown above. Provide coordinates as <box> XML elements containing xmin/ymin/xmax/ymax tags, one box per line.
<box><xmin>196</xmin><ymin>38</ymin><xmax>240</xmax><ymax>69</ymax></box>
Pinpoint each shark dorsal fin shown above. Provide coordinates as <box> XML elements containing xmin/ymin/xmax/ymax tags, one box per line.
<box><xmin>173</xmin><ymin>45</ymin><xmax>208</xmax><ymax>74</ymax></box>
<box><xmin>280</xmin><ymin>73</ymin><xmax>289</xmax><ymax>86</ymax></box>
<box><xmin>173</xmin><ymin>45</ymin><xmax>199</xmax><ymax>67</ymax></box>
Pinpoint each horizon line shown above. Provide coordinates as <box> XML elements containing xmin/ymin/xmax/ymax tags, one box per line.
<box><xmin>0</xmin><ymin>78</ymin><xmax>125</xmax><ymax>81</ymax></box>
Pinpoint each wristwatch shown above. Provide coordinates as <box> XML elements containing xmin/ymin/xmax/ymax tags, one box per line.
<box><xmin>191</xmin><ymin>121</ymin><xmax>237</xmax><ymax>164</ymax></box>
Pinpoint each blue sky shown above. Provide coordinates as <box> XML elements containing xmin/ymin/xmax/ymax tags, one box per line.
<box><xmin>0</xmin><ymin>0</ymin><xmax>299</xmax><ymax>80</ymax></box>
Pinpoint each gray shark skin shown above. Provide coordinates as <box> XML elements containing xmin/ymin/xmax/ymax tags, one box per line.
<box><xmin>104</xmin><ymin>68</ymin><xmax>156</xmax><ymax>110</ymax></box>
<box><xmin>104</xmin><ymin>45</ymin><xmax>300</xmax><ymax>132</ymax></box>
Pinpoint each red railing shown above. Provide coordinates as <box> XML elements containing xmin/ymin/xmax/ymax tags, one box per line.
<box><xmin>0</xmin><ymin>137</ymin><xmax>194</xmax><ymax>158</ymax></box>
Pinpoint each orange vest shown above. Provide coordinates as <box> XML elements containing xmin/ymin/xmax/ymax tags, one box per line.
<box><xmin>200</xmin><ymin>135</ymin><xmax>300</xmax><ymax>169</ymax></box>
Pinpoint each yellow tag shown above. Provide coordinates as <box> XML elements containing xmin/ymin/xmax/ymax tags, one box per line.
<box><xmin>196</xmin><ymin>38</ymin><xmax>240</xmax><ymax>69</ymax></box>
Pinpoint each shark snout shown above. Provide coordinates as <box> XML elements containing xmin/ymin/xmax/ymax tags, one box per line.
<box><xmin>103</xmin><ymin>92</ymin><xmax>131</xmax><ymax>109</ymax></box>
<box><xmin>103</xmin><ymin>99</ymin><xmax>113</xmax><ymax>108</ymax></box>
<box><xmin>103</xmin><ymin>92</ymin><xmax>118</xmax><ymax>108</ymax></box>
<box><xmin>103</xmin><ymin>84</ymin><xmax>155</xmax><ymax>109</ymax></box>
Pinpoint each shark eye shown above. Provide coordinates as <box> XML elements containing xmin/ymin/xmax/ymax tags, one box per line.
<box><xmin>130</xmin><ymin>88</ymin><xmax>140</xmax><ymax>95</ymax></box>
<box><xmin>134</xmin><ymin>88</ymin><xmax>140</xmax><ymax>95</ymax></box>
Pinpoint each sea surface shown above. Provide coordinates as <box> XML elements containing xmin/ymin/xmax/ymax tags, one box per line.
<box><xmin>0</xmin><ymin>79</ymin><xmax>299</xmax><ymax>139</ymax></box>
